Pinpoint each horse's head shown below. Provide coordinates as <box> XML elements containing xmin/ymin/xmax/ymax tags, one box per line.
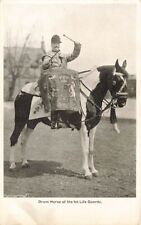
<box><xmin>97</xmin><ymin>59</ymin><xmax>128</xmax><ymax>108</ymax></box>
<box><xmin>111</xmin><ymin>59</ymin><xmax>128</xmax><ymax>108</ymax></box>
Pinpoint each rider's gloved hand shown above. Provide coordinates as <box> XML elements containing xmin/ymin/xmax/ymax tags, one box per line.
<box><xmin>42</xmin><ymin>62</ymin><xmax>50</xmax><ymax>70</ymax></box>
<box><xmin>74</xmin><ymin>41</ymin><xmax>81</xmax><ymax>47</ymax></box>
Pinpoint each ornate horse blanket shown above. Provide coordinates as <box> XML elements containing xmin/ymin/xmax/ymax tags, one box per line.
<box><xmin>21</xmin><ymin>68</ymin><xmax>81</xmax><ymax>120</ymax></box>
<box><xmin>46</xmin><ymin>68</ymin><xmax>81</xmax><ymax>112</ymax></box>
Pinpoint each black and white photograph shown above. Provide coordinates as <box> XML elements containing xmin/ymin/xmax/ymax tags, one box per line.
<box><xmin>1</xmin><ymin>0</ymin><xmax>140</xmax><ymax>224</ymax></box>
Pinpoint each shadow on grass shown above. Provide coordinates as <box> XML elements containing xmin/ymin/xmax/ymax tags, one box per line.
<box><xmin>4</xmin><ymin>160</ymin><xmax>84</xmax><ymax>179</ymax></box>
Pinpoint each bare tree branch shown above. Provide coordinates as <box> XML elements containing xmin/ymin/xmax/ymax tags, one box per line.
<box><xmin>5</xmin><ymin>31</ymin><xmax>32</xmax><ymax>100</ymax></box>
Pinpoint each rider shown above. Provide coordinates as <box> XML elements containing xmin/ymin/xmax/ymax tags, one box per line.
<box><xmin>38</xmin><ymin>34</ymin><xmax>81</xmax><ymax>128</ymax></box>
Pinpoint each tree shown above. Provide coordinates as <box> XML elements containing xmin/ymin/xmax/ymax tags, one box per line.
<box><xmin>30</xmin><ymin>36</ymin><xmax>46</xmax><ymax>80</ymax></box>
<box><xmin>4</xmin><ymin>33</ymin><xmax>31</xmax><ymax>101</ymax></box>
<box><xmin>30</xmin><ymin>36</ymin><xmax>46</xmax><ymax>69</ymax></box>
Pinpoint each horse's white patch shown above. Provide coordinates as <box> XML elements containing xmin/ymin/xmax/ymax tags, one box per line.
<box><xmin>21</xmin><ymin>82</ymin><xmax>50</xmax><ymax>120</ymax></box>
<box><xmin>29</xmin><ymin>97</ymin><xmax>50</xmax><ymax>120</ymax></box>
<box><xmin>80</xmin><ymin>70</ymin><xmax>99</xmax><ymax>118</ymax></box>
<box><xmin>21</xmin><ymin>82</ymin><xmax>40</xmax><ymax>96</ymax></box>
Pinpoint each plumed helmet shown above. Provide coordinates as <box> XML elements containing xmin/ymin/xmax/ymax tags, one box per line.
<box><xmin>51</xmin><ymin>35</ymin><xmax>62</xmax><ymax>44</ymax></box>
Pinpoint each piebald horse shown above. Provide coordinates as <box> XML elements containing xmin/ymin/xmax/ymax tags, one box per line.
<box><xmin>9</xmin><ymin>59</ymin><xmax>128</xmax><ymax>179</ymax></box>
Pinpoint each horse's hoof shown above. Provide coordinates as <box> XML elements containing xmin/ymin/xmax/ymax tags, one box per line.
<box><xmin>92</xmin><ymin>171</ymin><xmax>99</xmax><ymax>177</ymax></box>
<box><xmin>114</xmin><ymin>128</ymin><xmax>120</xmax><ymax>134</ymax></box>
<box><xmin>22</xmin><ymin>163</ymin><xmax>30</xmax><ymax>168</ymax></box>
<box><xmin>9</xmin><ymin>163</ymin><xmax>16</xmax><ymax>171</ymax></box>
<box><xmin>9</xmin><ymin>166</ymin><xmax>16</xmax><ymax>172</ymax></box>
<box><xmin>85</xmin><ymin>174</ymin><xmax>93</xmax><ymax>180</ymax></box>
<box><xmin>9</xmin><ymin>167</ymin><xmax>16</xmax><ymax>172</ymax></box>
<box><xmin>116</xmin><ymin>129</ymin><xmax>120</xmax><ymax>134</ymax></box>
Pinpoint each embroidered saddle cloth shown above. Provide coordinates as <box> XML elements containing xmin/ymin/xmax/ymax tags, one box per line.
<box><xmin>43</xmin><ymin>68</ymin><xmax>81</xmax><ymax>112</ymax></box>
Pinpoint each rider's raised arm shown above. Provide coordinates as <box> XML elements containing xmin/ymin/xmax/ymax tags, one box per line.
<box><xmin>65</xmin><ymin>42</ymin><xmax>81</xmax><ymax>62</ymax></box>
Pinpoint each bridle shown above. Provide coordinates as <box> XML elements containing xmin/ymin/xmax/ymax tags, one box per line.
<box><xmin>113</xmin><ymin>73</ymin><xmax>128</xmax><ymax>100</ymax></box>
<box><xmin>80</xmin><ymin>72</ymin><xmax>128</xmax><ymax>116</ymax></box>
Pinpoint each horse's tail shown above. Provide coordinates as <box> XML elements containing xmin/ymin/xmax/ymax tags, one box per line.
<box><xmin>14</xmin><ymin>92</ymin><xmax>33</xmax><ymax>123</ymax></box>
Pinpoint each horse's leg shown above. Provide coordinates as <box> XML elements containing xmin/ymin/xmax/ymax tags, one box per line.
<box><xmin>20</xmin><ymin>118</ymin><xmax>42</xmax><ymax>168</ymax></box>
<box><xmin>20</xmin><ymin>117</ymin><xmax>50</xmax><ymax>168</ymax></box>
<box><xmin>9</xmin><ymin>146</ymin><xmax>17</xmax><ymax>170</ymax></box>
<box><xmin>9</xmin><ymin>122</ymin><xmax>26</xmax><ymax>170</ymax></box>
<box><xmin>89</xmin><ymin>127</ymin><xmax>99</xmax><ymax>176</ymax></box>
<box><xmin>20</xmin><ymin>126</ymin><xmax>34</xmax><ymax>168</ymax></box>
<box><xmin>9</xmin><ymin>93</ymin><xmax>33</xmax><ymax>170</ymax></box>
<box><xmin>80</xmin><ymin>123</ymin><xmax>92</xmax><ymax>179</ymax></box>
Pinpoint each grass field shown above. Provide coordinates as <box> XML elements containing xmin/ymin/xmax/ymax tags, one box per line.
<box><xmin>4</xmin><ymin>103</ymin><xmax>136</xmax><ymax>197</ymax></box>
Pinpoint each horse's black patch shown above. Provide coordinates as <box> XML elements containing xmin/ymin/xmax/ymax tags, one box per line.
<box><xmin>27</xmin><ymin>117</ymin><xmax>51</xmax><ymax>129</ymax></box>
<box><xmin>85</xmin><ymin>81</ymin><xmax>107</xmax><ymax>131</ymax></box>
<box><xmin>85</xmin><ymin>95</ymin><xmax>101</xmax><ymax>131</ymax></box>
<box><xmin>55</xmin><ymin>110</ymin><xmax>82</xmax><ymax>130</ymax></box>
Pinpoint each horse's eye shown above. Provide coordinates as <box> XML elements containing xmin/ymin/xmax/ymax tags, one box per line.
<box><xmin>112</xmin><ymin>80</ymin><xmax>116</xmax><ymax>86</ymax></box>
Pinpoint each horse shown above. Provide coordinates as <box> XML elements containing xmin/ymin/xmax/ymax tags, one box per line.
<box><xmin>9</xmin><ymin>59</ymin><xmax>128</xmax><ymax>179</ymax></box>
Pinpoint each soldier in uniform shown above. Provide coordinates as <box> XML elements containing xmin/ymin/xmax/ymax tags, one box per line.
<box><xmin>38</xmin><ymin>34</ymin><xmax>81</xmax><ymax>128</ymax></box>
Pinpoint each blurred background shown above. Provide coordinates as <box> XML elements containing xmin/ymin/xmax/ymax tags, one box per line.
<box><xmin>3</xmin><ymin>2</ymin><xmax>136</xmax><ymax>101</ymax></box>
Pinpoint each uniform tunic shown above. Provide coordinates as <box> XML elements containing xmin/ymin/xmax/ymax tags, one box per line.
<box><xmin>42</xmin><ymin>43</ymin><xmax>81</xmax><ymax>69</ymax></box>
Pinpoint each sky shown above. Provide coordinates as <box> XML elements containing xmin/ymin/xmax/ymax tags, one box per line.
<box><xmin>3</xmin><ymin>1</ymin><xmax>138</xmax><ymax>74</ymax></box>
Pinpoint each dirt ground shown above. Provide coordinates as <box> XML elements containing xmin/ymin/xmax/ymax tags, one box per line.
<box><xmin>4</xmin><ymin>101</ymin><xmax>136</xmax><ymax>197</ymax></box>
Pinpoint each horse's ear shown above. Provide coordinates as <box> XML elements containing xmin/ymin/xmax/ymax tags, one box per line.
<box><xmin>115</xmin><ymin>59</ymin><xmax>120</xmax><ymax>71</ymax></box>
<box><xmin>122</xmin><ymin>60</ymin><xmax>127</xmax><ymax>69</ymax></box>
<box><xmin>115</xmin><ymin>59</ymin><xmax>120</xmax><ymax>67</ymax></box>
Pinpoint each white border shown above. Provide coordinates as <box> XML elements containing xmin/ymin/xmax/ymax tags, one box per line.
<box><xmin>1</xmin><ymin>1</ymin><xmax>141</xmax><ymax>225</ymax></box>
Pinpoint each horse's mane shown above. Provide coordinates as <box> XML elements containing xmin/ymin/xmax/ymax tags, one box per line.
<box><xmin>97</xmin><ymin>65</ymin><xmax>115</xmax><ymax>85</ymax></box>
<box><xmin>97</xmin><ymin>65</ymin><xmax>115</xmax><ymax>73</ymax></box>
